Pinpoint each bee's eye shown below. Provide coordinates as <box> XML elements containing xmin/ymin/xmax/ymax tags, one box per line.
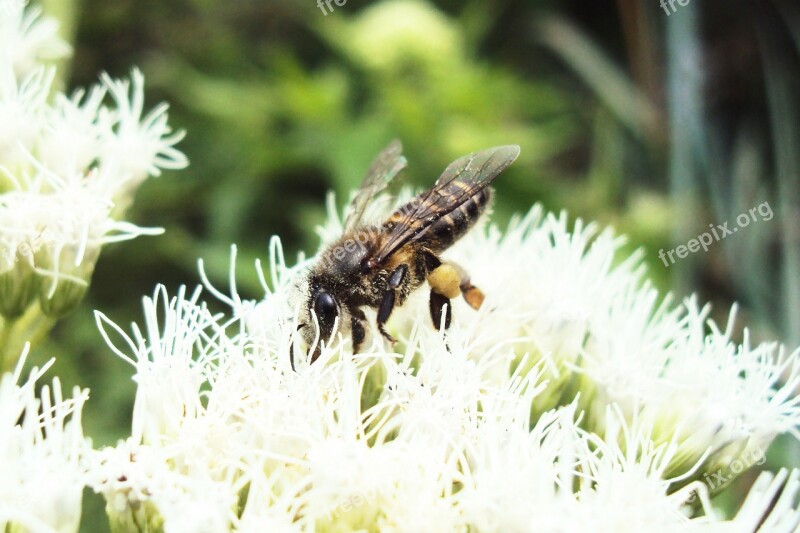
<box><xmin>313</xmin><ymin>291</ymin><xmax>338</xmax><ymax>338</ymax></box>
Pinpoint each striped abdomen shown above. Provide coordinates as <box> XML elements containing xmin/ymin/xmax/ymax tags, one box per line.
<box><xmin>426</xmin><ymin>187</ymin><xmax>491</xmax><ymax>251</ymax></box>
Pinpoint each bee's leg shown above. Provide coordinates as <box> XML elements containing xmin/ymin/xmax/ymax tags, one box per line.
<box><xmin>376</xmin><ymin>265</ymin><xmax>407</xmax><ymax>344</ymax></box>
<box><xmin>458</xmin><ymin>276</ymin><xmax>485</xmax><ymax>310</ymax></box>
<box><xmin>425</xmin><ymin>253</ymin><xmax>485</xmax><ymax>311</ymax></box>
<box><xmin>429</xmin><ymin>290</ymin><xmax>452</xmax><ymax>329</ymax></box>
<box><xmin>422</xmin><ymin>251</ymin><xmax>455</xmax><ymax>330</ymax></box>
<box><xmin>351</xmin><ymin>307</ymin><xmax>367</xmax><ymax>353</ymax></box>
<box><xmin>426</xmin><ymin>264</ymin><xmax>462</xmax><ymax>301</ymax></box>
<box><xmin>376</xmin><ymin>291</ymin><xmax>397</xmax><ymax>344</ymax></box>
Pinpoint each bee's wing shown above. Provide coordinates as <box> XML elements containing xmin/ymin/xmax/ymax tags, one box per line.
<box><xmin>368</xmin><ymin>145</ymin><xmax>520</xmax><ymax>267</ymax></box>
<box><xmin>342</xmin><ymin>140</ymin><xmax>408</xmax><ymax>234</ymax></box>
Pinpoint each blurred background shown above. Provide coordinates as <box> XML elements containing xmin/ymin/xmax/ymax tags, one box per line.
<box><xmin>28</xmin><ymin>0</ymin><xmax>800</xmax><ymax>528</ymax></box>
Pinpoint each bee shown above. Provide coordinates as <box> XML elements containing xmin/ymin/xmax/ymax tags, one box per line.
<box><xmin>292</xmin><ymin>140</ymin><xmax>520</xmax><ymax>369</ymax></box>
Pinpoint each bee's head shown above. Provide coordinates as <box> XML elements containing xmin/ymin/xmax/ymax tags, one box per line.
<box><xmin>294</xmin><ymin>277</ymin><xmax>341</xmax><ymax>367</ymax></box>
<box><xmin>309</xmin><ymin>280</ymin><xmax>339</xmax><ymax>342</ymax></box>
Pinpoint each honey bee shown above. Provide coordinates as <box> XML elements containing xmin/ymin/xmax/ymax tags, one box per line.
<box><xmin>292</xmin><ymin>140</ymin><xmax>520</xmax><ymax>369</ymax></box>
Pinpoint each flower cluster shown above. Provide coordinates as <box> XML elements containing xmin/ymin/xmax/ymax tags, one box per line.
<box><xmin>0</xmin><ymin>346</ymin><xmax>90</xmax><ymax>533</ymax></box>
<box><xmin>84</xmin><ymin>202</ymin><xmax>800</xmax><ymax>532</ymax></box>
<box><xmin>0</xmin><ymin>2</ymin><xmax>185</xmax><ymax>523</ymax></box>
<box><xmin>0</xmin><ymin>0</ymin><xmax>186</xmax><ymax>323</ymax></box>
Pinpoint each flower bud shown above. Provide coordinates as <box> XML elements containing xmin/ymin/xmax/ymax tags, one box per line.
<box><xmin>106</xmin><ymin>499</ymin><xmax>164</xmax><ymax>533</ymax></box>
<box><xmin>36</xmin><ymin>245</ymin><xmax>97</xmax><ymax>318</ymax></box>
<box><xmin>0</xmin><ymin>246</ymin><xmax>38</xmax><ymax>319</ymax></box>
<box><xmin>39</xmin><ymin>277</ymin><xmax>89</xmax><ymax>318</ymax></box>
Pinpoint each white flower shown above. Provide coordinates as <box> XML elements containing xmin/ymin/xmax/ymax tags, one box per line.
<box><xmin>89</xmin><ymin>438</ymin><xmax>238</xmax><ymax>533</ymax></box>
<box><xmin>95</xmin><ymin>285</ymin><xmax>219</xmax><ymax>445</ymax></box>
<box><xmin>565</xmin><ymin>409</ymin><xmax>698</xmax><ymax>532</ymax></box>
<box><xmin>0</xmin><ymin>346</ymin><xmax>90</xmax><ymax>533</ymax></box>
<box><xmin>722</xmin><ymin>468</ymin><xmax>800</xmax><ymax>533</ymax></box>
<box><xmin>97</xmin><ymin>69</ymin><xmax>188</xmax><ymax>203</ymax></box>
<box><xmin>36</xmin><ymin>84</ymin><xmax>109</xmax><ymax>181</ymax></box>
<box><xmin>0</xmin><ymin>64</ymin><xmax>52</xmax><ymax>173</ymax></box>
<box><xmin>0</xmin><ymin>66</ymin><xmax>188</xmax><ymax>200</ymax></box>
<box><xmin>560</xmin><ymin>408</ymin><xmax>799</xmax><ymax>532</ymax></box>
<box><xmin>0</xmin><ymin>35</ymin><xmax>187</xmax><ymax>319</ymax></box>
<box><xmin>0</xmin><ymin>181</ymin><xmax>163</xmax><ymax>317</ymax></box>
<box><xmin>0</xmin><ymin>0</ymin><xmax>70</xmax><ymax>77</ymax></box>
<box><xmin>584</xmin><ymin>293</ymin><xmax>800</xmax><ymax>477</ymax></box>
<box><xmin>236</xmin><ymin>468</ymin><xmax>304</xmax><ymax>532</ymax></box>
<box><xmin>453</xmin><ymin>403</ymin><xmax>580</xmax><ymax>532</ymax></box>
<box><xmin>86</xmin><ymin>199</ymin><xmax>800</xmax><ymax>531</ymax></box>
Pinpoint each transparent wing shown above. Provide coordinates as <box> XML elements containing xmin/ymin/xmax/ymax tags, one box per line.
<box><xmin>367</xmin><ymin>145</ymin><xmax>520</xmax><ymax>267</ymax></box>
<box><xmin>343</xmin><ymin>139</ymin><xmax>407</xmax><ymax>233</ymax></box>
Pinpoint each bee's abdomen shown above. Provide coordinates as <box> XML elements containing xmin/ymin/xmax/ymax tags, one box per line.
<box><xmin>427</xmin><ymin>188</ymin><xmax>491</xmax><ymax>251</ymax></box>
